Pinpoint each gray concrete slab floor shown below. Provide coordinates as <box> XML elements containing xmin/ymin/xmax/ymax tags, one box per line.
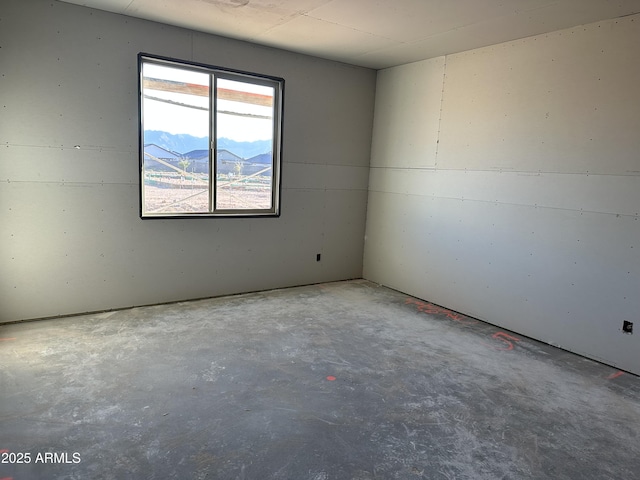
<box><xmin>1</xmin><ymin>280</ymin><xmax>639</xmax><ymax>479</ymax></box>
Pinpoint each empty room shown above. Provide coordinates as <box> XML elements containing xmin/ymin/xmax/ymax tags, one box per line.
<box><xmin>1</xmin><ymin>0</ymin><xmax>639</xmax><ymax>478</ymax></box>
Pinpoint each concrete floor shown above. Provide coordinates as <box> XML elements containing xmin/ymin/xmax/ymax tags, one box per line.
<box><xmin>1</xmin><ymin>280</ymin><xmax>639</xmax><ymax>480</ymax></box>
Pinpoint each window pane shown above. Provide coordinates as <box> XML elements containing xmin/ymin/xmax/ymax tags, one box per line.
<box><xmin>215</xmin><ymin>78</ymin><xmax>274</xmax><ymax>210</ymax></box>
<box><xmin>142</xmin><ymin>63</ymin><xmax>210</xmax><ymax>214</ymax></box>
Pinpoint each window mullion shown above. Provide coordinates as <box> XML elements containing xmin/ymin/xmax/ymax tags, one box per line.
<box><xmin>210</xmin><ymin>74</ymin><xmax>217</xmax><ymax>213</ymax></box>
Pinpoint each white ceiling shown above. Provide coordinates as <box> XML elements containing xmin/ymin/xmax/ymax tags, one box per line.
<box><xmin>59</xmin><ymin>0</ymin><xmax>640</xmax><ymax>69</ymax></box>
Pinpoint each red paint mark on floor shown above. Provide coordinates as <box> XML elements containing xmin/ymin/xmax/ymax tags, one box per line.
<box><xmin>489</xmin><ymin>331</ymin><xmax>521</xmax><ymax>351</ymax></box>
<box><xmin>326</xmin><ymin>376</ymin><xmax>336</xmax><ymax>381</ymax></box>
<box><xmin>0</xmin><ymin>477</ymin><xmax>14</xmax><ymax>480</ymax></box>
<box><xmin>608</xmin><ymin>371</ymin><xmax>624</xmax><ymax>380</ymax></box>
<box><xmin>0</xmin><ymin>338</ymin><xmax>16</xmax><ymax>341</ymax></box>
<box><xmin>0</xmin><ymin>450</ymin><xmax>9</xmax><ymax>453</ymax></box>
<box><xmin>405</xmin><ymin>298</ymin><xmax>478</xmax><ymax>325</ymax></box>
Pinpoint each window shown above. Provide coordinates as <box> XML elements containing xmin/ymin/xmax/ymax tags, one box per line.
<box><xmin>138</xmin><ymin>54</ymin><xmax>283</xmax><ymax>217</ymax></box>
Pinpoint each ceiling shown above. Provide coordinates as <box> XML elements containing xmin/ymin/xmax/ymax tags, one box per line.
<box><xmin>59</xmin><ymin>0</ymin><xmax>640</xmax><ymax>69</ymax></box>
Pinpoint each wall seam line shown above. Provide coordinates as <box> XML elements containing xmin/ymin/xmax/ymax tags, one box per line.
<box><xmin>434</xmin><ymin>55</ymin><xmax>447</xmax><ymax>168</ymax></box>
<box><xmin>367</xmin><ymin>189</ymin><xmax>639</xmax><ymax>218</ymax></box>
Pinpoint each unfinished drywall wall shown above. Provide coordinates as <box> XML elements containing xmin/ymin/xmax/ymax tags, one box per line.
<box><xmin>0</xmin><ymin>0</ymin><xmax>375</xmax><ymax>322</ymax></box>
<box><xmin>364</xmin><ymin>15</ymin><xmax>640</xmax><ymax>375</ymax></box>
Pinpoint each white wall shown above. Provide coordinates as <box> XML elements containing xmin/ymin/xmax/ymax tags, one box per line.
<box><xmin>364</xmin><ymin>15</ymin><xmax>640</xmax><ymax>375</ymax></box>
<box><xmin>0</xmin><ymin>0</ymin><xmax>376</xmax><ymax>322</ymax></box>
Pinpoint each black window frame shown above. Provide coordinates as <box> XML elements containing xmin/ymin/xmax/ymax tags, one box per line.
<box><xmin>138</xmin><ymin>53</ymin><xmax>284</xmax><ymax>218</ymax></box>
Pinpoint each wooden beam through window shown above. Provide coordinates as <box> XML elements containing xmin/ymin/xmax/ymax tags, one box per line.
<box><xmin>143</xmin><ymin>78</ymin><xmax>273</xmax><ymax>107</ymax></box>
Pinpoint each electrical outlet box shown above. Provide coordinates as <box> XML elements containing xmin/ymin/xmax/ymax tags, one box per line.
<box><xmin>622</xmin><ymin>321</ymin><xmax>633</xmax><ymax>334</ymax></box>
